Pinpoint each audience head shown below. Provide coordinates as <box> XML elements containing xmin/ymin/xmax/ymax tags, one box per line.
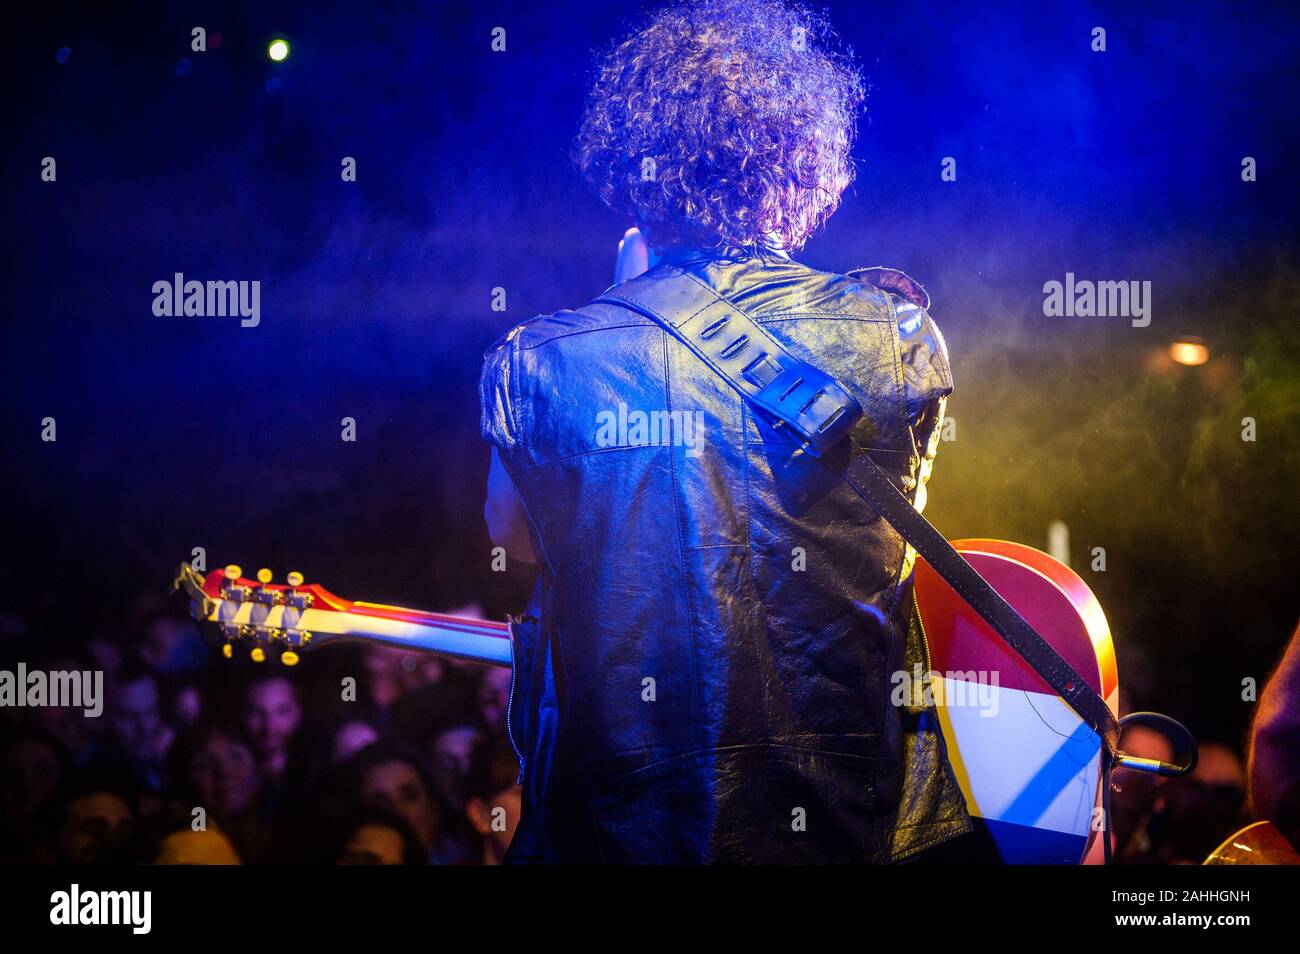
<box><xmin>0</xmin><ymin>726</ymin><xmax>70</xmax><ymax>844</ymax></box>
<box><xmin>340</xmin><ymin>741</ymin><xmax>444</xmax><ymax>858</ymax></box>
<box><xmin>37</xmin><ymin>767</ymin><xmax>140</xmax><ymax>864</ymax></box>
<box><xmin>329</xmin><ymin>809</ymin><xmax>427</xmax><ymax>865</ymax></box>
<box><xmin>461</xmin><ymin>736</ymin><xmax>522</xmax><ymax>864</ymax></box>
<box><xmin>166</xmin><ymin>720</ymin><xmax>262</xmax><ymax>819</ymax></box>
<box><xmin>108</xmin><ymin>658</ymin><xmax>166</xmax><ymax>764</ymax></box>
<box><xmin>131</xmin><ymin>804</ymin><xmax>242</xmax><ymax>865</ymax></box>
<box><xmin>240</xmin><ymin>670</ymin><xmax>303</xmax><ymax>776</ymax></box>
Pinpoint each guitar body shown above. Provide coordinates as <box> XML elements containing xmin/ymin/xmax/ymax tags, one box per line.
<box><xmin>1204</xmin><ymin>821</ymin><xmax>1300</xmax><ymax>865</ymax></box>
<box><xmin>177</xmin><ymin>540</ymin><xmax>1119</xmax><ymax>865</ymax></box>
<box><xmin>914</xmin><ymin>539</ymin><xmax>1119</xmax><ymax>865</ymax></box>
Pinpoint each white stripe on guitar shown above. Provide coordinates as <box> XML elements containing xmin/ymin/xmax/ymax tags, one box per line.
<box><xmin>936</xmin><ymin>676</ymin><xmax>1102</xmax><ymax>837</ymax></box>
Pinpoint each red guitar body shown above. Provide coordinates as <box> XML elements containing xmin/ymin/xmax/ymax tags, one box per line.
<box><xmin>914</xmin><ymin>539</ymin><xmax>1119</xmax><ymax>864</ymax></box>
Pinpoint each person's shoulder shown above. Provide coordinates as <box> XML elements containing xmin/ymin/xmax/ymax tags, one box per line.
<box><xmin>847</xmin><ymin>265</ymin><xmax>949</xmax><ymax>358</ymax></box>
<box><xmin>848</xmin><ymin>266</ymin><xmax>952</xmax><ymax>403</ymax></box>
<box><xmin>483</xmin><ymin>301</ymin><xmax>650</xmax><ymax>359</ymax></box>
<box><xmin>843</xmin><ymin>265</ymin><xmax>931</xmax><ymax>311</ymax></box>
<box><xmin>779</xmin><ymin>260</ymin><xmax>935</xmax><ymax>329</ymax></box>
<box><xmin>482</xmin><ymin>315</ymin><xmax>540</xmax><ymax>360</ymax></box>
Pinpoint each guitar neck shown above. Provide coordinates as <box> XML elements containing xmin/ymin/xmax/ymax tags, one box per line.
<box><xmin>338</xmin><ymin>602</ymin><xmax>513</xmax><ymax>667</ymax></box>
<box><xmin>177</xmin><ymin>564</ymin><xmax>515</xmax><ymax>668</ymax></box>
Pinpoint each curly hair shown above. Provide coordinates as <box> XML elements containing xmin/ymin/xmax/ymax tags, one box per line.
<box><xmin>573</xmin><ymin>0</ymin><xmax>865</xmax><ymax>254</ymax></box>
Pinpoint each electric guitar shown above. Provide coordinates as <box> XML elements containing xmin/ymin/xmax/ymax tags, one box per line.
<box><xmin>173</xmin><ymin>537</ymin><xmax>1117</xmax><ymax>864</ymax></box>
<box><xmin>1204</xmin><ymin>821</ymin><xmax>1300</xmax><ymax>865</ymax></box>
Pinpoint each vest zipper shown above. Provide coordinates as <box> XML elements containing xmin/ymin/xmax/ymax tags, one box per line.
<box><xmin>911</xmin><ymin>587</ymin><xmax>934</xmax><ymax>688</ymax></box>
<box><xmin>505</xmin><ymin>618</ymin><xmax>526</xmax><ymax>784</ymax></box>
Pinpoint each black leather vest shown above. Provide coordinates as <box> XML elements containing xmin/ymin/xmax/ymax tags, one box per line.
<box><xmin>481</xmin><ymin>249</ymin><xmax>971</xmax><ymax>862</ymax></box>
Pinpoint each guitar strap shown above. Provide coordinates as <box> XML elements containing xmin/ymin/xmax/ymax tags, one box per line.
<box><xmin>595</xmin><ymin>270</ymin><xmax>1122</xmax><ymax>760</ymax></box>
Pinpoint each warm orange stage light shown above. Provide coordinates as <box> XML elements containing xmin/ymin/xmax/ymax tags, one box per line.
<box><xmin>1169</xmin><ymin>339</ymin><xmax>1209</xmax><ymax>366</ymax></box>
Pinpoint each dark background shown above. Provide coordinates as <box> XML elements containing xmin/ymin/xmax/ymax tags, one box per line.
<box><xmin>2</xmin><ymin>0</ymin><xmax>1297</xmax><ymax>745</ymax></box>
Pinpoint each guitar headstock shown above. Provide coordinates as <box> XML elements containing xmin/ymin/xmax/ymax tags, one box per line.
<box><xmin>172</xmin><ymin>561</ymin><xmax>343</xmax><ymax>666</ymax></box>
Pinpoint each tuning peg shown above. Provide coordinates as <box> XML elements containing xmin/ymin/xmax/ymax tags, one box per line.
<box><xmin>281</xmin><ymin>651</ymin><xmax>300</xmax><ymax>667</ymax></box>
<box><xmin>250</xmin><ymin>647</ymin><xmax>266</xmax><ymax>663</ymax></box>
<box><xmin>286</xmin><ymin>571</ymin><xmax>304</xmax><ymax>587</ymax></box>
<box><xmin>224</xmin><ymin>564</ymin><xmax>243</xmax><ymax>581</ymax></box>
<box><xmin>257</xmin><ymin>568</ymin><xmax>273</xmax><ymax>584</ymax></box>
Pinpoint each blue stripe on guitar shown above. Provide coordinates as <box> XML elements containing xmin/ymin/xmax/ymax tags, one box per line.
<box><xmin>979</xmin><ymin>817</ymin><xmax>1091</xmax><ymax>865</ymax></box>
